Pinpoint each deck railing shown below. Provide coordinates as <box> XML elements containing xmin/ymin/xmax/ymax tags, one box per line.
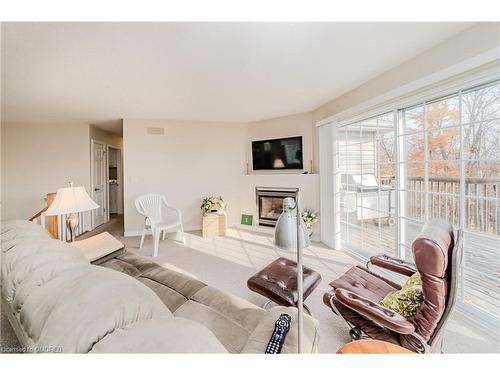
<box><xmin>372</xmin><ymin>175</ymin><xmax>500</xmax><ymax>315</ymax></box>
<box><xmin>405</xmin><ymin>177</ymin><xmax>500</xmax><ymax>236</ymax></box>
<box><xmin>378</xmin><ymin>175</ymin><xmax>500</xmax><ymax>236</ymax></box>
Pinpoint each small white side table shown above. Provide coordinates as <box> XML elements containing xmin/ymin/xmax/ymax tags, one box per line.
<box><xmin>202</xmin><ymin>213</ymin><xmax>227</xmax><ymax>238</ymax></box>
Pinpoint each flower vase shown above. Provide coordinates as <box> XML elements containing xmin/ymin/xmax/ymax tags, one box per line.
<box><xmin>306</xmin><ymin>223</ymin><xmax>313</xmax><ymax>238</ymax></box>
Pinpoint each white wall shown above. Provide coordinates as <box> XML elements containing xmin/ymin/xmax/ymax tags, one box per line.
<box><xmin>247</xmin><ymin>112</ymin><xmax>314</xmax><ymax>174</ymax></box>
<box><xmin>123</xmin><ymin>119</ymin><xmax>248</xmax><ymax>235</ymax></box>
<box><xmin>1</xmin><ymin>121</ymin><xmax>91</xmax><ymax>220</ymax></box>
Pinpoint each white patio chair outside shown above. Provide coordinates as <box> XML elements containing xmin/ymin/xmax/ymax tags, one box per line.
<box><xmin>134</xmin><ymin>193</ymin><xmax>185</xmax><ymax>257</ymax></box>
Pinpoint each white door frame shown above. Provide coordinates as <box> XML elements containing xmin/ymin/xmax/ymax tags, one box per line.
<box><xmin>90</xmin><ymin>139</ymin><xmax>108</xmax><ymax>229</ymax></box>
<box><xmin>106</xmin><ymin>144</ymin><xmax>123</xmax><ymax>221</ymax></box>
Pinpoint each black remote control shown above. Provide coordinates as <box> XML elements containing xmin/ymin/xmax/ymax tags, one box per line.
<box><xmin>265</xmin><ymin>314</ymin><xmax>291</xmax><ymax>354</ymax></box>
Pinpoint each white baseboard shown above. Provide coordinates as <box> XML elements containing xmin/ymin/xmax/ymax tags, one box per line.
<box><xmin>235</xmin><ymin>223</ymin><xmax>274</xmax><ymax>235</ymax></box>
<box><xmin>125</xmin><ymin>224</ymin><xmax>321</xmax><ymax>242</ymax></box>
<box><xmin>124</xmin><ymin>225</ymin><xmax>201</xmax><ymax>237</ymax></box>
<box><xmin>234</xmin><ymin>223</ymin><xmax>321</xmax><ymax>242</ymax></box>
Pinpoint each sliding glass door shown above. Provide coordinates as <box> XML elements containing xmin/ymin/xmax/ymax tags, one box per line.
<box><xmin>338</xmin><ymin>112</ymin><xmax>396</xmax><ymax>258</ymax></box>
<box><xmin>399</xmin><ymin>95</ymin><xmax>463</xmax><ymax>261</ymax></box>
<box><xmin>335</xmin><ymin>80</ymin><xmax>500</xmax><ymax>320</ymax></box>
<box><xmin>399</xmin><ymin>82</ymin><xmax>500</xmax><ymax>317</ymax></box>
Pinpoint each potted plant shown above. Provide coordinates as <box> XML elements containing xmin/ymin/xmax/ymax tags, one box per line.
<box><xmin>201</xmin><ymin>196</ymin><xmax>226</xmax><ymax>215</ymax></box>
<box><xmin>301</xmin><ymin>209</ymin><xmax>318</xmax><ymax>237</ymax></box>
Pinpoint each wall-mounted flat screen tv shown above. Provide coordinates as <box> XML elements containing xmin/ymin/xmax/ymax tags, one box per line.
<box><xmin>252</xmin><ymin>136</ymin><xmax>303</xmax><ymax>170</ymax></box>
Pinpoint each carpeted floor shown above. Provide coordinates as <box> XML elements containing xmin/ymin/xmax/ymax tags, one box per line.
<box><xmin>2</xmin><ymin>215</ymin><xmax>499</xmax><ymax>353</ymax></box>
<box><xmin>1</xmin><ymin>308</ymin><xmax>21</xmax><ymax>353</ymax></box>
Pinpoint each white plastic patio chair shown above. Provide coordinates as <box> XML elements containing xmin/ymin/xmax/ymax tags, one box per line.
<box><xmin>134</xmin><ymin>193</ymin><xmax>185</xmax><ymax>257</ymax></box>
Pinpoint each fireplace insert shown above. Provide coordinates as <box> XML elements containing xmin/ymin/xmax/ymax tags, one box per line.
<box><xmin>256</xmin><ymin>188</ymin><xmax>299</xmax><ymax>227</ymax></box>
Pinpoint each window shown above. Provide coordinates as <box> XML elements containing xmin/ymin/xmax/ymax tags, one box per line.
<box><xmin>334</xmin><ymin>80</ymin><xmax>500</xmax><ymax>320</ymax></box>
<box><xmin>338</xmin><ymin>113</ymin><xmax>396</xmax><ymax>258</ymax></box>
<box><xmin>399</xmin><ymin>82</ymin><xmax>500</xmax><ymax>317</ymax></box>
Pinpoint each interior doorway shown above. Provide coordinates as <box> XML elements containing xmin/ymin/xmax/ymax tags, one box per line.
<box><xmin>106</xmin><ymin>145</ymin><xmax>123</xmax><ymax>221</ymax></box>
<box><xmin>90</xmin><ymin>139</ymin><xmax>124</xmax><ymax>230</ymax></box>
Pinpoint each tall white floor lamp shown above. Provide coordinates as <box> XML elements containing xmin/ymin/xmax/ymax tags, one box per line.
<box><xmin>274</xmin><ymin>196</ymin><xmax>310</xmax><ymax>353</ymax></box>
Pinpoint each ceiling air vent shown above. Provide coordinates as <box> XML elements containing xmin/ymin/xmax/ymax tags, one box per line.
<box><xmin>146</xmin><ymin>127</ymin><xmax>165</xmax><ymax>135</ymax></box>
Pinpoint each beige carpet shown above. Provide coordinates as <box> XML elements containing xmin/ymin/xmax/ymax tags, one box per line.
<box><xmin>1</xmin><ymin>309</ymin><xmax>21</xmax><ymax>353</ymax></box>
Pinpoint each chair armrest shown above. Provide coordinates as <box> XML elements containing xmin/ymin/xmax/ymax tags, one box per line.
<box><xmin>334</xmin><ymin>288</ymin><xmax>415</xmax><ymax>335</ymax></box>
<box><xmin>164</xmin><ymin>205</ymin><xmax>183</xmax><ymax>219</ymax></box>
<box><xmin>368</xmin><ymin>254</ymin><xmax>417</xmax><ymax>276</ymax></box>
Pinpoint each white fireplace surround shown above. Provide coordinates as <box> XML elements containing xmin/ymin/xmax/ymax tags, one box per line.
<box><xmin>239</xmin><ymin>174</ymin><xmax>320</xmax><ymax>240</ymax></box>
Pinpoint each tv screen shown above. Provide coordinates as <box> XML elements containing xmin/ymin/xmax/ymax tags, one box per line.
<box><xmin>252</xmin><ymin>136</ymin><xmax>303</xmax><ymax>170</ymax></box>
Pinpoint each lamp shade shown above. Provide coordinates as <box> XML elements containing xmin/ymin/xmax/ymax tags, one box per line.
<box><xmin>274</xmin><ymin>197</ymin><xmax>310</xmax><ymax>251</ymax></box>
<box><xmin>273</xmin><ymin>158</ymin><xmax>285</xmax><ymax>169</ymax></box>
<box><xmin>45</xmin><ymin>186</ymin><xmax>99</xmax><ymax>216</ymax></box>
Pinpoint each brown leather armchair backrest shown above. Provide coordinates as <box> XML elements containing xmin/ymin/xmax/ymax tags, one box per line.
<box><xmin>408</xmin><ymin>219</ymin><xmax>455</xmax><ymax>343</ymax></box>
<box><xmin>428</xmin><ymin>229</ymin><xmax>463</xmax><ymax>348</ymax></box>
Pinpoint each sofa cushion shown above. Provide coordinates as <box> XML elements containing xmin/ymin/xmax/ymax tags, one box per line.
<box><xmin>89</xmin><ymin>317</ymin><xmax>228</xmax><ymax>353</ymax></box>
<box><xmin>2</xmin><ymin>238</ymin><xmax>88</xmax><ymax>304</ymax></box>
<box><xmin>115</xmin><ymin>252</ymin><xmax>164</xmax><ymax>274</ymax></box>
<box><xmin>174</xmin><ymin>285</ymin><xmax>266</xmax><ymax>353</ymax></box>
<box><xmin>101</xmin><ymin>252</ymin><xmax>207</xmax><ymax>313</ymax></box>
<box><xmin>1</xmin><ymin>220</ymin><xmax>52</xmax><ymax>251</ymax></box>
<box><xmin>138</xmin><ymin>277</ymin><xmax>190</xmax><ymax>312</ymax></box>
<box><xmin>24</xmin><ymin>266</ymin><xmax>173</xmax><ymax>352</ymax></box>
<box><xmin>141</xmin><ymin>265</ymin><xmax>206</xmax><ymax>302</ymax></box>
<box><xmin>189</xmin><ymin>286</ymin><xmax>266</xmax><ymax>331</ymax></box>
<box><xmin>98</xmin><ymin>257</ymin><xmax>144</xmax><ymax>278</ymax></box>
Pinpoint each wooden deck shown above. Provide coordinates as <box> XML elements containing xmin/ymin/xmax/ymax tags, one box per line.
<box><xmin>341</xmin><ymin>219</ymin><xmax>500</xmax><ymax>316</ymax></box>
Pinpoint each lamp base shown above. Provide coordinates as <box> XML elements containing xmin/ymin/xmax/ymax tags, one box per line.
<box><xmin>66</xmin><ymin>213</ymin><xmax>79</xmax><ymax>242</ymax></box>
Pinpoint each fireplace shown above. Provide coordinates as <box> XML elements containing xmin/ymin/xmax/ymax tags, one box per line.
<box><xmin>256</xmin><ymin>187</ymin><xmax>299</xmax><ymax>227</ymax></box>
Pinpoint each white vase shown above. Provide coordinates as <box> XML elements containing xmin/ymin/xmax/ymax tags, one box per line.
<box><xmin>306</xmin><ymin>223</ymin><xmax>313</xmax><ymax>238</ymax></box>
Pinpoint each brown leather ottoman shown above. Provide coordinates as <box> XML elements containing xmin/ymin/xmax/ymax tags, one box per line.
<box><xmin>247</xmin><ymin>257</ymin><xmax>322</xmax><ymax>314</ymax></box>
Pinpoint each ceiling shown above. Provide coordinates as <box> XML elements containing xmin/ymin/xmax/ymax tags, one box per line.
<box><xmin>1</xmin><ymin>22</ymin><xmax>473</xmax><ymax>130</ymax></box>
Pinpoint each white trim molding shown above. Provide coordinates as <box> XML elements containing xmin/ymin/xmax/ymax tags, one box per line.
<box><xmin>319</xmin><ymin>123</ymin><xmax>338</xmax><ymax>248</ymax></box>
<box><xmin>124</xmin><ymin>225</ymin><xmax>201</xmax><ymax>237</ymax></box>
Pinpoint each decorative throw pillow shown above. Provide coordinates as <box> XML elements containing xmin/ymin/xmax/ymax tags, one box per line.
<box><xmin>380</xmin><ymin>272</ymin><xmax>423</xmax><ymax>318</ymax></box>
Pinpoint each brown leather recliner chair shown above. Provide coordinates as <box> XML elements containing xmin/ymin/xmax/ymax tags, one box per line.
<box><xmin>323</xmin><ymin>219</ymin><xmax>463</xmax><ymax>353</ymax></box>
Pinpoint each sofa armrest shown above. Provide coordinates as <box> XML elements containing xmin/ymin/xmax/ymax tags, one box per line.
<box><xmin>368</xmin><ymin>254</ymin><xmax>417</xmax><ymax>277</ymax></box>
<box><xmin>334</xmin><ymin>288</ymin><xmax>415</xmax><ymax>335</ymax></box>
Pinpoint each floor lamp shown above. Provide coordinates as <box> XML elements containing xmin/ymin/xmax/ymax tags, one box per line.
<box><xmin>274</xmin><ymin>196</ymin><xmax>310</xmax><ymax>353</ymax></box>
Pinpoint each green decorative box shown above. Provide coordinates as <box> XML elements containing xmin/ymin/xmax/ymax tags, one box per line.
<box><xmin>241</xmin><ymin>214</ymin><xmax>253</xmax><ymax>225</ymax></box>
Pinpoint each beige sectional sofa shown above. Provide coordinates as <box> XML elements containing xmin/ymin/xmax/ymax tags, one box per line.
<box><xmin>1</xmin><ymin>220</ymin><xmax>319</xmax><ymax>353</ymax></box>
